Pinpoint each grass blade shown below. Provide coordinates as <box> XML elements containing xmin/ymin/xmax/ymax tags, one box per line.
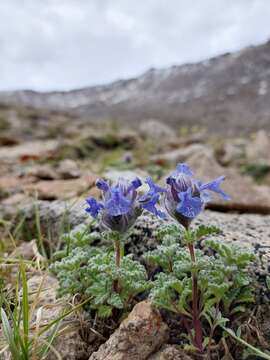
<box><xmin>1</xmin><ymin>307</ymin><xmax>19</xmax><ymax>360</ymax></box>
<box><xmin>20</xmin><ymin>264</ymin><xmax>29</xmax><ymax>353</ymax></box>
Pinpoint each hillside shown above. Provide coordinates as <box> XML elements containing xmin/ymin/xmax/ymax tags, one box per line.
<box><xmin>1</xmin><ymin>40</ymin><xmax>270</xmax><ymax>135</ymax></box>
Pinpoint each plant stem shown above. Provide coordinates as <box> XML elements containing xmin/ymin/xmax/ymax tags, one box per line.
<box><xmin>188</xmin><ymin>242</ymin><xmax>203</xmax><ymax>353</ymax></box>
<box><xmin>113</xmin><ymin>236</ymin><xmax>121</xmax><ymax>293</ymax></box>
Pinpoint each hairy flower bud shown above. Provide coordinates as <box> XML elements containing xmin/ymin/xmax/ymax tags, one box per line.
<box><xmin>164</xmin><ymin>163</ymin><xmax>230</xmax><ymax>228</ymax></box>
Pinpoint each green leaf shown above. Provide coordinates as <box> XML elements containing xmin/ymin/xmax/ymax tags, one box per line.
<box><xmin>97</xmin><ymin>305</ymin><xmax>113</xmax><ymax>318</ymax></box>
<box><xmin>1</xmin><ymin>308</ymin><xmax>19</xmax><ymax>360</ymax></box>
<box><xmin>108</xmin><ymin>293</ymin><xmax>124</xmax><ymax>309</ymax></box>
<box><xmin>20</xmin><ymin>264</ymin><xmax>29</xmax><ymax>352</ymax></box>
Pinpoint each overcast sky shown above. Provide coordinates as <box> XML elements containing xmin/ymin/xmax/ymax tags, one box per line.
<box><xmin>1</xmin><ymin>0</ymin><xmax>270</xmax><ymax>92</ymax></box>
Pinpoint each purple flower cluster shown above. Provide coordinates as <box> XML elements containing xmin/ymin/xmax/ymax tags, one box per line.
<box><xmin>85</xmin><ymin>163</ymin><xmax>229</xmax><ymax>231</ymax></box>
<box><xmin>85</xmin><ymin>177</ymin><xmax>165</xmax><ymax>232</ymax></box>
<box><xmin>164</xmin><ymin>163</ymin><xmax>230</xmax><ymax>227</ymax></box>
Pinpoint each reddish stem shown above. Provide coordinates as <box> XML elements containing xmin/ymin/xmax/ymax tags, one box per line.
<box><xmin>188</xmin><ymin>243</ymin><xmax>203</xmax><ymax>352</ymax></box>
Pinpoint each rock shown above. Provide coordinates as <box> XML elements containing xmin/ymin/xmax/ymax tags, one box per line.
<box><xmin>139</xmin><ymin>120</ymin><xmax>177</xmax><ymax>145</ymax></box>
<box><xmin>57</xmin><ymin>159</ymin><xmax>81</xmax><ymax>179</ymax></box>
<box><xmin>23</xmin><ymin>173</ymin><xmax>97</xmax><ymax>200</ymax></box>
<box><xmin>147</xmin><ymin>345</ymin><xmax>193</xmax><ymax>360</ymax></box>
<box><xmin>80</xmin><ymin>130</ymin><xmax>138</xmax><ymax>150</ymax></box>
<box><xmin>0</xmin><ymin>175</ymin><xmax>36</xmax><ymax>199</ymax></box>
<box><xmin>151</xmin><ymin>144</ymin><xmax>210</xmax><ymax>165</ymax></box>
<box><xmin>1</xmin><ymin>193</ymin><xmax>29</xmax><ymax>206</ymax></box>
<box><xmin>89</xmin><ymin>300</ymin><xmax>169</xmax><ymax>360</ymax></box>
<box><xmin>10</xmin><ymin>239</ymin><xmax>40</xmax><ymax>260</ymax></box>
<box><xmin>0</xmin><ymin>140</ymin><xmax>60</xmax><ymax>163</ymax></box>
<box><xmin>186</xmin><ymin>150</ymin><xmax>270</xmax><ymax>214</ymax></box>
<box><xmin>104</xmin><ymin>169</ymin><xmax>148</xmax><ymax>183</ymax></box>
<box><xmin>1</xmin><ymin>199</ymin><xmax>89</xmax><ymax>245</ymax></box>
<box><xmin>246</xmin><ymin>130</ymin><xmax>270</xmax><ymax>165</ymax></box>
<box><xmin>218</xmin><ymin>138</ymin><xmax>247</xmax><ymax>165</ymax></box>
<box><xmin>25</xmin><ymin>274</ymin><xmax>88</xmax><ymax>360</ymax></box>
<box><xmin>24</xmin><ymin>164</ymin><xmax>57</xmax><ymax>180</ymax></box>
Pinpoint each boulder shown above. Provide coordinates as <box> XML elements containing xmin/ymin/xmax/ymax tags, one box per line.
<box><xmin>139</xmin><ymin>119</ymin><xmax>177</xmax><ymax>145</ymax></box>
<box><xmin>89</xmin><ymin>300</ymin><xmax>169</xmax><ymax>360</ymax></box>
<box><xmin>151</xmin><ymin>144</ymin><xmax>210</xmax><ymax>165</ymax></box>
<box><xmin>218</xmin><ymin>138</ymin><xmax>247</xmax><ymax>165</ymax></box>
<box><xmin>246</xmin><ymin>130</ymin><xmax>270</xmax><ymax>165</ymax></box>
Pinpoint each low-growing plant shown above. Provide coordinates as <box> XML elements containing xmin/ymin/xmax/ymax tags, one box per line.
<box><xmin>145</xmin><ymin>225</ymin><xmax>255</xmax><ymax>353</ymax></box>
<box><xmin>144</xmin><ymin>163</ymin><xmax>269</xmax><ymax>358</ymax></box>
<box><xmin>51</xmin><ymin>177</ymin><xmax>166</xmax><ymax>318</ymax></box>
<box><xmin>50</xmin><ymin>162</ymin><xmax>269</xmax><ymax>358</ymax></box>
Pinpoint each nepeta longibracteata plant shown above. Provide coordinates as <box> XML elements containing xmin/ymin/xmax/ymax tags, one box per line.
<box><xmin>162</xmin><ymin>164</ymin><xmax>230</xmax><ymax>351</ymax></box>
<box><xmin>146</xmin><ymin>163</ymin><xmax>256</xmax><ymax>354</ymax></box>
<box><xmin>83</xmin><ymin>177</ymin><xmax>165</xmax><ymax>315</ymax></box>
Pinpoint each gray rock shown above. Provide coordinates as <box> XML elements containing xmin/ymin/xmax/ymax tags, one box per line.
<box><xmin>139</xmin><ymin>119</ymin><xmax>177</xmax><ymax>145</ymax></box>
<box><xmin>89</xmin><ymin>300</ymin><xmax>169</xmax><ymax>360</ymax></box>
<box><xmin>151</xmin><ymin>144</ymin><xmax>210</xmax><ymax>165</ymax></box>
<box><xmin>147</xmin><ymin>345</ymin><xmax>193</xmax><ymax>360</ymax></box>
<box><xmin>23</xmin><ymin>164</ymin><xmax>57</xmax><ymax>180</ymax></box>
<box><xmin>0</xmin><ymin>140</ymin><xmax>60</xmax><ymax>163</ymax></box>
<box><xmin>57</xmin><ymin>159</ymin><xmax>81</xmax><ymax>179</ymax></box>
<box><xmin>218</xmin><ymin>138</ymin><xmax>247</xmax><ymax>165</ymax></box>
<box><xmin>246</xmin><ymin>130</ymin><xmax>270</xmax><ymax>165</ymax></box>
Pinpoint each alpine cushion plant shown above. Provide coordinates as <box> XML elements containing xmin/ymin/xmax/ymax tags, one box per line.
<box><xmin>162</xmin><ymin>163</ymin><xmax>230</xmax><ymax>352</ymax></box>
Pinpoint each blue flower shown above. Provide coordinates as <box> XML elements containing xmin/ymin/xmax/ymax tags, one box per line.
<box><xmin>138</xmin><ymin>177</ymin><xmax>167</xmax><ymax>219</ymax></box>
<box><xmin>164</xmin><ymin>163</ymin><xmax>230</xmax><ymax>227</ymax></box>
<box><xmin>85</xmin><ymin>176</ymin><xmax>165</xmax><ymax>232</ymax></box>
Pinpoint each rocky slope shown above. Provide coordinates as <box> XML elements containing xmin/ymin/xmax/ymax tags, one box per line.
<box><xmin>1</xmin><ymin>40</ymin><xmax>270</xmax><ymax>135</ymax></box>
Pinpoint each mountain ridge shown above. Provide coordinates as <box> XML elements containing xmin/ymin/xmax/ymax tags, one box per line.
<box><xmin>1</xmin><ymin>40</ymin><xmax>270</xmax><ymax>135</ymax></box>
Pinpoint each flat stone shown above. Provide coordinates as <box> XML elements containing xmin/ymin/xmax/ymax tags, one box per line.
<box><xmin>23</xmin><ymin>173</ymin><xmax>97</xmax><ymax>200</ymax></box>
<box><xmin>187</xmin><ymin>150</ymin><xmax>270</xmax><ymax>214</ymax></box>
<box><xmin>89</xmin><ymin>300</ymin><xmax>169</xmax><ymax>360</ymax></box>
<box><xmin>0</xmin><ymin>140</ymin><xmax>60</xmax><ymax>163</ymax></box>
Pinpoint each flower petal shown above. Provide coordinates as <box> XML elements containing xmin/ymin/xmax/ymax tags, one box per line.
<box><xmin>177</xmin><ymin>189</ymin><xmax>203</xmax><ymax>218</ymax></box>
<box><xmin>131</xmin><ymin>177</ymin><xmax>142</xmax><ymax>190</ymax></box>
<box><xmin>199</xmin><ymin>176</ymin><xmax>230</xmax><ymax>200</ymax></box>
<box><xmin>104</xmin><ymin>188</ymin><xmax>132</xmax><ymax>216</ymax></box>
<box><xmin>141</xmin><ymin>193</ymin><xmax>167</xmax><ymax>219</ymax></box>
<box><xmin>85</xmin><ymin>197</ymin><xmax>104</xmax><ymax>218</ymax></box>
<box><xmin>96</xmin><ymin>179</ymin><xmax>110</xmax><ymax>192</ymax></box>
<box><xmin>176</xmin><ymin>163</ymin><xmax>193</xmax><ymax>176</ymax></box>
<box><xmin>139</xmin><ymin>177</ymin><xmax>166</xmax><ymax>202</ymax></box>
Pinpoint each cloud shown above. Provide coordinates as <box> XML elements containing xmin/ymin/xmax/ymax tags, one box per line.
<box><xmin>0</xmin><ymin>0</ymin><xmax>269</xmax><ymax>91</ymax></box>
